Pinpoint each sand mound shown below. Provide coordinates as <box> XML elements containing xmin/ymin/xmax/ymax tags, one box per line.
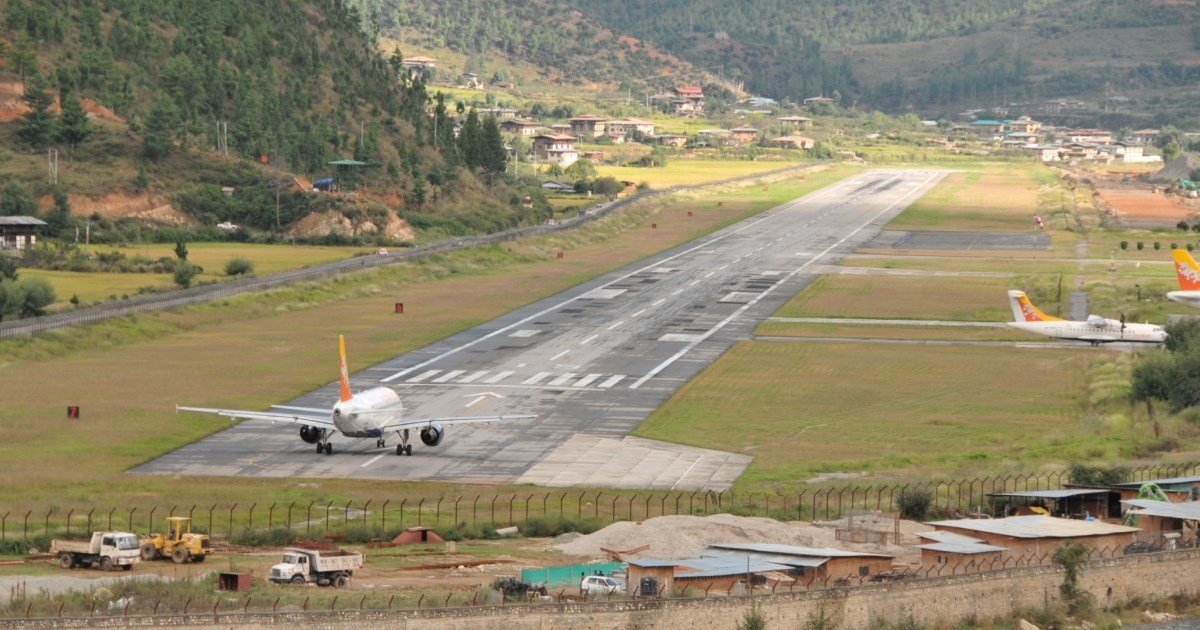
<box><xmin>555</xmin><ymin>514</ymin><xmax>930</xmax><ymax>562</ymax></box>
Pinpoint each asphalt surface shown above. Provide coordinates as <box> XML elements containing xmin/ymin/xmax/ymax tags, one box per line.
<box><xmin>135</xmin><ymin>169</ymin><xmax>947</xmax><ymax>490</ymax></box>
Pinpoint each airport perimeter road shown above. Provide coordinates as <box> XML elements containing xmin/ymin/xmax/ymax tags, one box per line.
<box><xmin>137</xmin><ymin>169</ymin><xmax>947</xmax><ymax>490</ymax></box>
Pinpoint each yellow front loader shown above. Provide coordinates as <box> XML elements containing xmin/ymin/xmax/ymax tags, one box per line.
<box><xmin>140</xmin><ymin>516</ymin><xmax>212</xmax><ymax>564</ymax></box>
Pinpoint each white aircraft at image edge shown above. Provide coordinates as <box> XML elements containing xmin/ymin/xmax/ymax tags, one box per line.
<box><xmin>177</xmin><ymin>335</ymin><xmax>536</xmax><ymax>456</ymax></box>
<box><xmin>1006</xmin><ymin>290</ymin><xmax>1166</xmax><ymax>346</ymax></box>
<box><xmin>1167</xmin><ymin>248</ymin><xmax>1200</xmax><ymax>308</ymax></box>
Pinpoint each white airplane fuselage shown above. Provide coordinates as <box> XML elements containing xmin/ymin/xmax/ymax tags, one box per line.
<box><xmin>1007</xmin><ymin>321</ymin><xmax>1166</xmax><ymax>344</ymax></box>
<box><xmin>1167</xmin><ymin>291</ymin><xmax>1200</xmax><ymax>308</ymax></box>
<box><xmin>331</xmin><ymin>387</ymin><xmax>402</xmax><ymax>437</ymax></box>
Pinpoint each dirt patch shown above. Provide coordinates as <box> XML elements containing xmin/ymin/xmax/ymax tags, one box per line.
<box><xmin>1096</xmin><ymin>188</ymin><xmax>1194</xmax><ymax>227</ymax></box>
<box><xmin>286</xmin><ymin>209</ymin><xmax>415</xmax><ymax>242</ymax></box>
<box><xmin>41</xmin><ymin>192</ymin><xmax>191</xmax><ymax>225</ymax></box>
<box><xmin>0</xmin><ymin>82</ymin><xmax>125</xmax><ymax>124</ymax></box>
<box><xmin>555</xmin><ymin>514</ymin><xmax>928</xmax><ymax>565</ymax></box>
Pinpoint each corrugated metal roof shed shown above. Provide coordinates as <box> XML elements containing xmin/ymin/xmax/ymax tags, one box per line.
<box><xmin>707</xmin><ymin>543</ymin><xmax>894</xmax><ymax>559</ymax></box>
<box><xmin>0</xmin><ymin>216</ymin><xmax>47</xmax><ymax>225</ymax></box>
<box><xmin>928</xmin><ymin>515</ymin><xmax>1138</xmax><ymax>539</ymax></box>
<box><xmin>702</xmin><ymin>548</ymin><xmax>827</xmax><ymax>568</ymax></box>
<box><xmin>990</xmin><ymin>489</ymin><xmax>1109</xmax><ymax>499</ymax></box>
<box><xmin>1123</xmin><ymin>499</ymin><xmax>1200</xmax><ymax>520</ymax></box>
<box><xmin>625</xmin><ymin>559</ymin><xmax>680</xmax><ymax>568</ymax></box>
<box><xmin>916</xmin><ymin>542</ymin><xmax>1008</xmax><ymax>555</ymax></box>
<box><xmin>916</xmin><ymin>531</ymin><xmax>985</xmax><ymax>544</ymax></box>
<box><xmin>674</xmin><ymin>557</ymin><xmax>794</xmax><ymax>579</ymax></box>
<box><xmin>1113</xmin><ymin>476</ymin><xmax>1200</xmax><ymax>488</ymax></box>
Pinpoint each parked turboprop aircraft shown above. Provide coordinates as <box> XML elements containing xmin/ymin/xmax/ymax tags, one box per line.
<box><xmin>1006</xmin><ymin>290</ymin><xmax>1167</xmax><ymax>346</ymax></box>
<box><xmin>178</xmin><ymin>335</ymin><xmax>535</xmax><ymax>456</ymax></box>
<box><xmin>1167</xmin><ymin>248</ymin><xmax>1200</xmax><ymax>308</ymax></box>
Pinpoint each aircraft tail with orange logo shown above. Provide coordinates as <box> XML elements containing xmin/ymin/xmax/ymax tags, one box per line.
<box><xmin>1173</xmin><ymin>249</ymin><xmax>1200</xmax><ymax>291</ymax></box>
<box><xmin>1007</xmin><ymin>290</ymin><xmax>1062</xmax><ymax>323</ymax></box>
<box><xmin>338</xmin><ymin>334</ymin><xmax>353</xmax><ymax>403</ymax></box>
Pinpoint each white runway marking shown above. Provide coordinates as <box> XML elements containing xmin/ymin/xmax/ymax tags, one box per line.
<box><xmin>432</xmin><ymin>370</ymin><xmax>464</xmax><ymax>383</ymax></box>
<box><xmin>653</xmin><ymin>298</ymin><xmax>666</xmax><ymax>306</ymax></box>
<box><xmin>548</xmin><ymin>373</ymin><xmax>577</xmax><ymax>386</ymax></box>
<box><xmin>598</xmin><ymin>375</ymin><xmax>625</xmax><ymax>388</ymax></box>
<box><xmin>360</xmin><ymin>453</ymin><xmax>386</xmax><ymax>468</ymax></box>
<box><xmin>522</xmin><ymin>372</ymin><xmax>552</xmax><ymax>385</ymax></box>
<box><xmin>607</xmin><ymin>320</ymin><xmax>625</xmax><ymax>330</ymax></box>
<box><xmin>407</xmin><ymin>370</ymin><xmax>441</xmax><ymax>383</ymax></box>
<box><xmin>483</xmin><ymin>370</ymin><xmax>513</xmax><ymax>384</ymax></box>
<box><xmin>551</xmin><ymin>349</ymin><xmax>571</xmax><ymax>361</ymax></box>
<box><xmin>459</xmin><ymin>370</ymin><xmax>488</xmax><ymax>383</ymax></box>
<box><xmin>632</xmin><ymin>309</ymin><xmax>646</xmax><ymax>317</ymax></box>
<box><xmin>574</xmin><ymin>373</ymin><xmax>603</xmax><ymax>387</ymax></box>
<box><xmin>580</xmin><ymin>334</ymin><xmax>598</xmax><ymax>345</ymax></box>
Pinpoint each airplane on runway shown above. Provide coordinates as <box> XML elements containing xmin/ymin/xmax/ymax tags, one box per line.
<box><xmin>1167</xmin><ymin>249</ymin><xmax>1200</xmax><ymax>308</ymax></box>
<box><xmin>178</xmin><ymin>335</ymin><xmax>535</xmax><ymax>456</ymax></box>
<box><xmin>1006</xmin><ymin>290</ymin><xmax>1167</xmax><ymax>346</ymax></box>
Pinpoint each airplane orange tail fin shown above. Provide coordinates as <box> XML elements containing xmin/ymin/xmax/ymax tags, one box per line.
<box><xmin>338</xmin><ymin>334</ymin><xmax>353</xmax><ymax>402</ymax></box>
<box><xmin>1174</xmin><ymin>249</ymin><xmax>1200</xmax><ymax>291</ymax></box>
<box><xmin>1007</xmin><ymin>290</ymin><xmax>1062</xmax><ymax>322</ymax></box>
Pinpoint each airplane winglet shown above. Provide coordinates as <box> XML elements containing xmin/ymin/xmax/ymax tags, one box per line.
<box><xmin>338</xmin><ymin>334</ymin><xmax>353</xmax><ymax>403</ymax></box>
<box><xmin>1173</xmin><ymin>249</ymin><xmax>1200</xmax><ymax>291</ymax></box>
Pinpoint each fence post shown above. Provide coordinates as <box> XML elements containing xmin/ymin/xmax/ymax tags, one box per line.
<box><xmin>286</xmin><ymin>502</ymin><xmax>295</xmax><ymax>532</ymax></box>
<box><xmin>209</xmin><ymin>503</ymin><xmax>218</xmax><ymax>536</ymax></box>
<box><xmin>437</xmin><ymin>497</ymin><xmax>444</xmax><ymax>526</ymax></box>
<box><xmin>343</xmin><ymin>500</ymin><xmax>352</xmax><ymax>529</ymax></box>
<box><xmin>525</xmin><ymin>494</ymin><xmax>533</xmax><ymax>523</ymax></box>
<box><xmin>509</xmin><ymin>496</ymin><xmax>516</xmax><ymax>525</ymax></box>
<box><xmin>248</xmin><ymin>503</ymin><xmax>256</xmax><ymax>533</ymax></box>
<box><xmin>124</xmin><ymin>508</ymin><xmax>133</xmax><ymax>535</ymax></box>
<box><xmin>324</xmin><ymin>502</ymin><xmax>332</xmax><ymax>532</ymax></box>
<box><xmin>798</xmin><ymin>491</ymin><xmax>806</xmax><ymax>521</ymax></box>
<box><xmin>107</xmin><ymin>507</ymin><xmax>115</xmax><ymax>531</ymax></box>
<box><xmin>1</xmin><ymin>511</ymin><xmax>7</xmax><ymax>541</ymax></box>
<box><xmin>577</xmin><ymin>492</ymin><xmax>585</xmax><ymax>520</ymax></box>
<box><xmin>146</xmin><ymin>506</ymin><xmax>156</xmax><ymax>536</ymax></box>
<box><xmin>362</xmin><ymin>500</ymin><xmax>371</xmax><ymax>528</ymax></box>
<box><xmin>381</xmin><ymin>499</ymin><xmax>390</xmax><ymax>533</ymax></box>
<box><xmin>593</xmin><ymin>492</ymin><xmax>601</xmax><ymax>519</ymax></box>
<box><xmin>490</xmin><ymin>496</ymin><xmax>498</xmax><ymax>524</ymax></box>
<box><xmin>228</xmin><ymin>503</ymin><xmax>238</xmax><ymax>539</ymax></box>
<box><xmin>268</xmin><ymin>503</ymin><xmax>276</xmax><ymax>530</ymax></box>
<box><xmin>65</xmin><ymin>509</ymin><xmax>74</xmax><ymax>537</ymax></box>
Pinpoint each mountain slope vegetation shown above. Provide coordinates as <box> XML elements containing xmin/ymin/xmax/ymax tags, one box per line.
<box><xmin>0</xmin><ymin>0</ymin><xmax>537</xmax><ymax>241</ymax></box>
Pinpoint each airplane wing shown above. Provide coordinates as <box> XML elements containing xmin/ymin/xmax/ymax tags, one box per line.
<box><xmin>176</xmin><ymin>405</ymin><xmax>335</xmax><ymax>428</ymax></box>
<box><xmin>270</xmin><ymin>404</ymin><xmax>332</xmax><ymax>414</ymax></box>
<box><xmin>1076</xmin><ymin>335</ymin><xmax>1117</xmax><ymax>343</ymax></box>
<box><xmin>380</xmin><ymin>414</ymin><xmax>537</xmax><ymax>430</ymax></box>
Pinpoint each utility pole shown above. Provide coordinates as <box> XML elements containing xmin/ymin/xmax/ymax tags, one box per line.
<box><xmin>47</xmin><ymin>148</ymin><xmax>57</xmax><ymax>185</ymax></box>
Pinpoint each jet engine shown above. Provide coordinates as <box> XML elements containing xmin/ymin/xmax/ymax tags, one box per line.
<box><xmin>299</xmin><ymin>425</ymin><xmax>321</xmax><ymax>444</ymax></box>
<box><xmin>420</xmin><ymin>423</ymin><xmax>445</xmax><ymax>447</ymax></box>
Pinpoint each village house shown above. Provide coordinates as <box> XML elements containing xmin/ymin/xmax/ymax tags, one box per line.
<box><xmin>729</xmin><ymin>127</ymin><xmax>759</xmax><ymax>144</ymax></box>
<box><xmin>569</xmin><ymin>114</ymin><xmax>607</xmax><ymax>139</ymax></box>
<box><xmin>672</xmin><ymin>86</ymin><xmax>705</xmax><ymax>116</ymax></box>
<box><xmin>550</xmin><ymin>123</ymin><xmax>573</xmax><ymax>136</ymax></box>
<box><xmin>532</xmin><ymin>133</ymin><xmax>578</xmax><ymax>167</ymax></box>
<box><xmin>648</xmin><ymin>133</ymin><xmax>689</xmax><ymax>148</ymax></box>
<box><xmin>803</xmin><ymin>96</ymin><xmax>835</xmax><ymax>106</ymax></box>
<box><xmin>1060</xmin><ymin>142</ymin><xmax>1099</xmax><ymax>160</ymax></box>
<box><xmin>401</xmin><ymin>56</ymin><xmax>437</xmax><ymax>70</ymax></box>
<box><xmin>777</xmin><ymin>115</ymin><xmax>813</xmax><ymax>129</ymax></box>
<box><xmin>775</xmin><ymin>135</ymin><xmax>816</xmax><ymax>149</ymax></box>
<box><xmin>1028</xmin><ymin>145</ymin><xmax>1063</xmax><ymax>162</ymax></box>
<box><xmin>606</xmin><ymin>118</ymin><xmax>655</xmax><ymax>138</ymax></box>
<box><xmin>479</xmin><ymin>107</ymin><xmax>518</xmax><ymax>121</ymax></box>
<box><xmin>695</xmin><ymin>128</ymin><xmax>733</xmax><ymax>147</ymax></box>
<box><xmin>1122</xmin><ymin>499</ymin><xmax>1200</xmax><ymax>546</ymax></box>
<box><xmin>499</xmin><ymin>118</ymin><xmax>542</xmax><ymax>137</ymax></box>
<box><xmin>969</xmin><ymin>119</ymin><xmax>1005</xmax><ymax>140</ymax></box>
<box><xmin>1064</xmin><ymin>128</ymin><xmax>1113</xmax><ymax>145</ymax></box>
<box><xmin>1008</xmin><ymin>116</ymin><xmax>1042</xmax><ymax>134</ymax></box>
<box><xmin>0</xmin><ymin>216</ymin><xmax>46</xmax><ymax>250</ymax></box>
<box><xmin>1129</xmin><ymin>129</ymin><xmax>1160</xmax><ymax>146</ymax></box>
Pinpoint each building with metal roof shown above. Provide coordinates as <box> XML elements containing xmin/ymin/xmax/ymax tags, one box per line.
<box><xmin>703</xmin><ymin>543</ymin><xmax>894</xmax><ymax>582</ymax></box>
<box><xmin>929</xmin><ymin>515</ymin><xmax>1138</xmax><ymax>558</ymax></box>
<box><xmin>0</xmin><ymin>216</ymin><xmax>47</xmax><ymax>250</ymax></box>
<box><xmin>990</xmin><ymin>489</ymin><xmax>1115</xmax><ymax>519</ymax></box>
<box><xmin>1122</xmin><ymin>499</ymin><xmax>1200</xmax><ymax>543</ymax></box>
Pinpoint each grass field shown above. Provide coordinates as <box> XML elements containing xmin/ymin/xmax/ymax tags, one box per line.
<box><xmin>0</xmin><ymin>164</ymin><xmax>857</xmax><ymax>514</ymax></box>
<box><xmin>596</xmin><ymin>159</ymin><xmax>807</xmax><ymax>188</ymax></box>
<box><xmin>755</xmin><ymin>322</ymin><xmax>1033</xmax><ymax>342</ymax></box>
<box><xmin>773</xmin><ymin>274</ymin><xmax>1016</xmax><ymax>321</ymax></box>
<box><xmin>886</xmin><ymin>165</ymin><xmax>1051</xmax><ymax>232</ymax></box>
<box><xmin>633</xmin><ymin>341</ymin><xmax>1134</xmax><ymax>485</ymax></box>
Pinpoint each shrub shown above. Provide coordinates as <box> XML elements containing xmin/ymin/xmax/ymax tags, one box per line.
<box><xmin>1155</xmin><ymin>242</ymin><xmax>1162</xmax><ymax>250</ymax></box>
<box><xmin>230</xmin><ymin>527</ymin><xmax>296</xmax><ymax>548</ymax></box>
<box><xmin>1120</xmin><ymin>241</ymin><xmax>1128</xmax><ymax>250</ymax></box>
<box><xmin>896</xmin><ymin>487</ymin><xmax>933</xmax><ymax>520</ymax></box>
<box><xmin>0</xmin><ymin>539</ymin><xmax>31</xmax><ymax>555</ymax></box>
<box><xmin>224</xmin><ymin>257</ymin><xmax>254</xmax><ymax>276</ymax></box>
<box><xmin>1190</xmin><ymin>244</ymin><xmax>1196</xmax><ymax>251</ymax></box>
<box><xmin>1068</xmin><ymin>463</ymin><xmax>1130</xmax><ymax>485</ymax></box>
<box><xmin>1137</xmin><ymin>241</ymin><xmax>1144</xmax><ymax>250</ymax></box>
<box><xmin>173</xmin><ymin>262</ymin><xmax>200</xmax><ymax>288</ymax></box>
<box><xmin>1178</xmin><ymin>220</ymin><xmax>1190</xmax><ymax>231</ymax></box>
<box><xmin>1172</xmin><ymin>243</ymin><xmax>1178</xmax><ymax>250</ymax></box>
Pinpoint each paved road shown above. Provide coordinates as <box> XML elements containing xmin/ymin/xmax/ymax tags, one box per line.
<box><xmin>135</xmin><ymin>169</ymin><xmax>947</xmax><ymax>490</ymax></box>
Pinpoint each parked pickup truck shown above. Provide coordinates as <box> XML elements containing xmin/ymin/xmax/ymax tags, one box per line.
<box><xmin>268</xmin><ymin>547</ymin><xmax>363</xmax><ymax>588</ymax></box>
<box><xmin>50</xmin><ymin>532</ymin><xmax>140</xmax><ymax>571</ymax></box>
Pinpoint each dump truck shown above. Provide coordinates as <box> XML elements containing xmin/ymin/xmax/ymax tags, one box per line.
<box><xmin>268</xmin><ymin>547</ymin><xmax>363</xmax><ymax>587</ymax></box>
<box><xmin>140</xmin><ymin>516</ymin><xmax>212</xmax><ymax>564</ymax></box>
<box><xmin>50</xmin><ymin>532</ymin><xmax>140</xmax><ymax>571</ymax></box>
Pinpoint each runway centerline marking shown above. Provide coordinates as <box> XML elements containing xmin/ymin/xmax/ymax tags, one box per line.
<box><xmin>379</xmin><ymin>178</ymin><xmax>857</xmax><ymax>383</ymax></box>
<box><xmin>360</xmin><ymin>453</ymin><xmax>387</xmax><ymax>468</ymax></box>
<box><xmin>607</xmin><ymin>321</ymin><xmax>625</xmax><ymax>330</ymax></box>
<box><xmin>551</xmin><ymin>350</ymin><xmax>570</xmax><ymax>361</ymax></box>
<box><xmin>629</xmin><ymin>170</ymin><xmax>943</xmax><ymax>389</ymax></box>
<box><xmin>580</xmin><ymin>335</ymin><xmax>598</xmax><ymax>345</ymax></box>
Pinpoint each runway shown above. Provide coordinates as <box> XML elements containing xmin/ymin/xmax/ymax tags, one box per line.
<box><xmin>134</xmin><ymin>169</ymin><xmax>947</xmax><ymax>490</ymax></box>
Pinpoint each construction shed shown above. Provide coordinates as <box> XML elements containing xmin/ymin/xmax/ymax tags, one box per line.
<box><xmin>1110</xmin><ymin>476</ymin><xmax>1200</xmax><ymax>502</ymax></box>
<box><xmin>915</xmin><ymin>531</ymin><xmax>1007</xmax><ymax>574</ymax></box>
<box><xmin>1122</xmin><ymin>499</ymin><xmax>1200</xmax><ymax>545</ymax></box>
<box><xmin>671</xmin><ymin>556</ymin><xmax>795</xmax><ymax>596</ymax></box>
<box><xmin>704</xmin><ymin>543</ymin><xmax>895</xmax><ymax>583</ymax></box>
<box><xmin>928</xmin><ymin>515</ymin><xmax>1138</xmax><ymax>558</ymax></box>
<box><xmin>989</xmin><ymin>489</ymin><xmax>1115</xmax><ymax>519</ymax></box>
<box><xmin>0</xmin><ymin>216</ymin><xmax>46</xmax><ymax>250</ymax></box>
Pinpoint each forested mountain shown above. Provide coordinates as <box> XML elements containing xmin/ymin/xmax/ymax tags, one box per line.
<box><xmin>350</xmin><ymin>0</ymin><xmax>701</xmax><ymax>90</ymax></box>
<box><xmin>562</xmin><ymin>0</ymin><xmax>1200</xmax><ymax>121</ymax></box>
<box><xmin>0</xmin><ymin>0</ymin><xmax>535</xmax><ymax>240</ymax></box>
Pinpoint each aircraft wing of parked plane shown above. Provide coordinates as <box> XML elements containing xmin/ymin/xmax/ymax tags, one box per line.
<box><xmin>1167</xmin><ymin>248</ymin><xmax>1200</xmax><ymax>308</ymax></box>
<box><xmin>1006</xmin><ymin>290</ymin><xmax>1167</xmax><ymax>346</ymax></box>
<box><xmin>177</xmin><ymin>335</ymin><xmax>536</xmax><ymax>456</ymax></box>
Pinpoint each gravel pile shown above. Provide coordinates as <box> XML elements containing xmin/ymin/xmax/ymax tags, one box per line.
<box><xmin>556</xmin><ymin>514</ymin><xmax>928</xmax><ymax>561</ymax></box>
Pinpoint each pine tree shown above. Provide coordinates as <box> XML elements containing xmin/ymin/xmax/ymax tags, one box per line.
<box><xmin>480</xmin><ymin>114</ymin><xmax>507</xmax><ymax>176</ymax></box>
<box><xmin>143</xmin><ymin>91</ymin><xmax>179</xmax><ymax>159</ymax></box>
<box><xmin>8</xmin><ymin>33</ymin><xmax>37</xmax><ymax>80</ymax></box>
<box><xmin>56</xmin><ymin>89</ymin><xmax>94</xmax><ymax>165</ymax></box>
<box><xmin>17</xmin><ymin>71</ymin><xmax>56</xmax><ymax>149</ymax></box>
<box><xmin>457</xmin><ymin>109</ymin><xmax>482</xmax><ymax>170</ymax></box>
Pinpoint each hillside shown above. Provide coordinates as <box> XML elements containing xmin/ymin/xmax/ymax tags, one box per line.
<box><xmin>0</xmin><ymin>0</ymin><xmax>536</xmax><ymax>243</ymax></box>
<box><xmin>557</xmin><ymin>0</ymin><xmax>1200</xmax><ymax>123</ymax></box>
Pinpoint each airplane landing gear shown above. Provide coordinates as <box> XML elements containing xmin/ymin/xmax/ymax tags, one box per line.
<box><xmin>394</xmin><ymin>429</ymin><xmax>412</xmax><ymax>456</ymax></box>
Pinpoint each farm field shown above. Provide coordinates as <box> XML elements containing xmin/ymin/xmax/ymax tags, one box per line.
<box><xmin>885</xmin><ymin>165</ymin><xmax>1052</xmax><ymax>232</ymax></box>
<box><xmin>0</xmin><ymin>164</ymin><xmax>855</xmax><ymax>512</ymax></box>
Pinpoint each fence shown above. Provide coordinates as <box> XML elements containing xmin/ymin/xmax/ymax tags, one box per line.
<box><xmin>521</xmin><ymin>561</ymin><xmax>624</xmax><ymax>589</ymax></box>
<box><xmin>4</xmin><ymin>462</ymin><xmax>1196</xmax><ymax>543</ymax></box>
<box><xmin>0</xmin><ymin>163</ymin><xmax>821</xmax><ymax>340</ymax></box>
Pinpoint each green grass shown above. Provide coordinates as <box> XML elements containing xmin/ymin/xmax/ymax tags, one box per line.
<box><xmin>634</xmin><ymin>341</ymin><xmax>1127</xmax><ymax>486</ymax></box>
<box><xmin>596</xmin><ymin>160</ymin><xmax>811</xmax><ymax>188</ymax></box>
<box><xmin>756</xmin><ymin>322</ymin><xmax>1032</xmax><ymax>342</ymax></box>
<box><xmin>886</xmin><ymin>164</ymin><xmax>1052</xmax><ymax>232</ymax></box>
<box><xmin>773</xmin><ymin>274</ymin><xmax>1016</xmax><ymax>321</ymax></box>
